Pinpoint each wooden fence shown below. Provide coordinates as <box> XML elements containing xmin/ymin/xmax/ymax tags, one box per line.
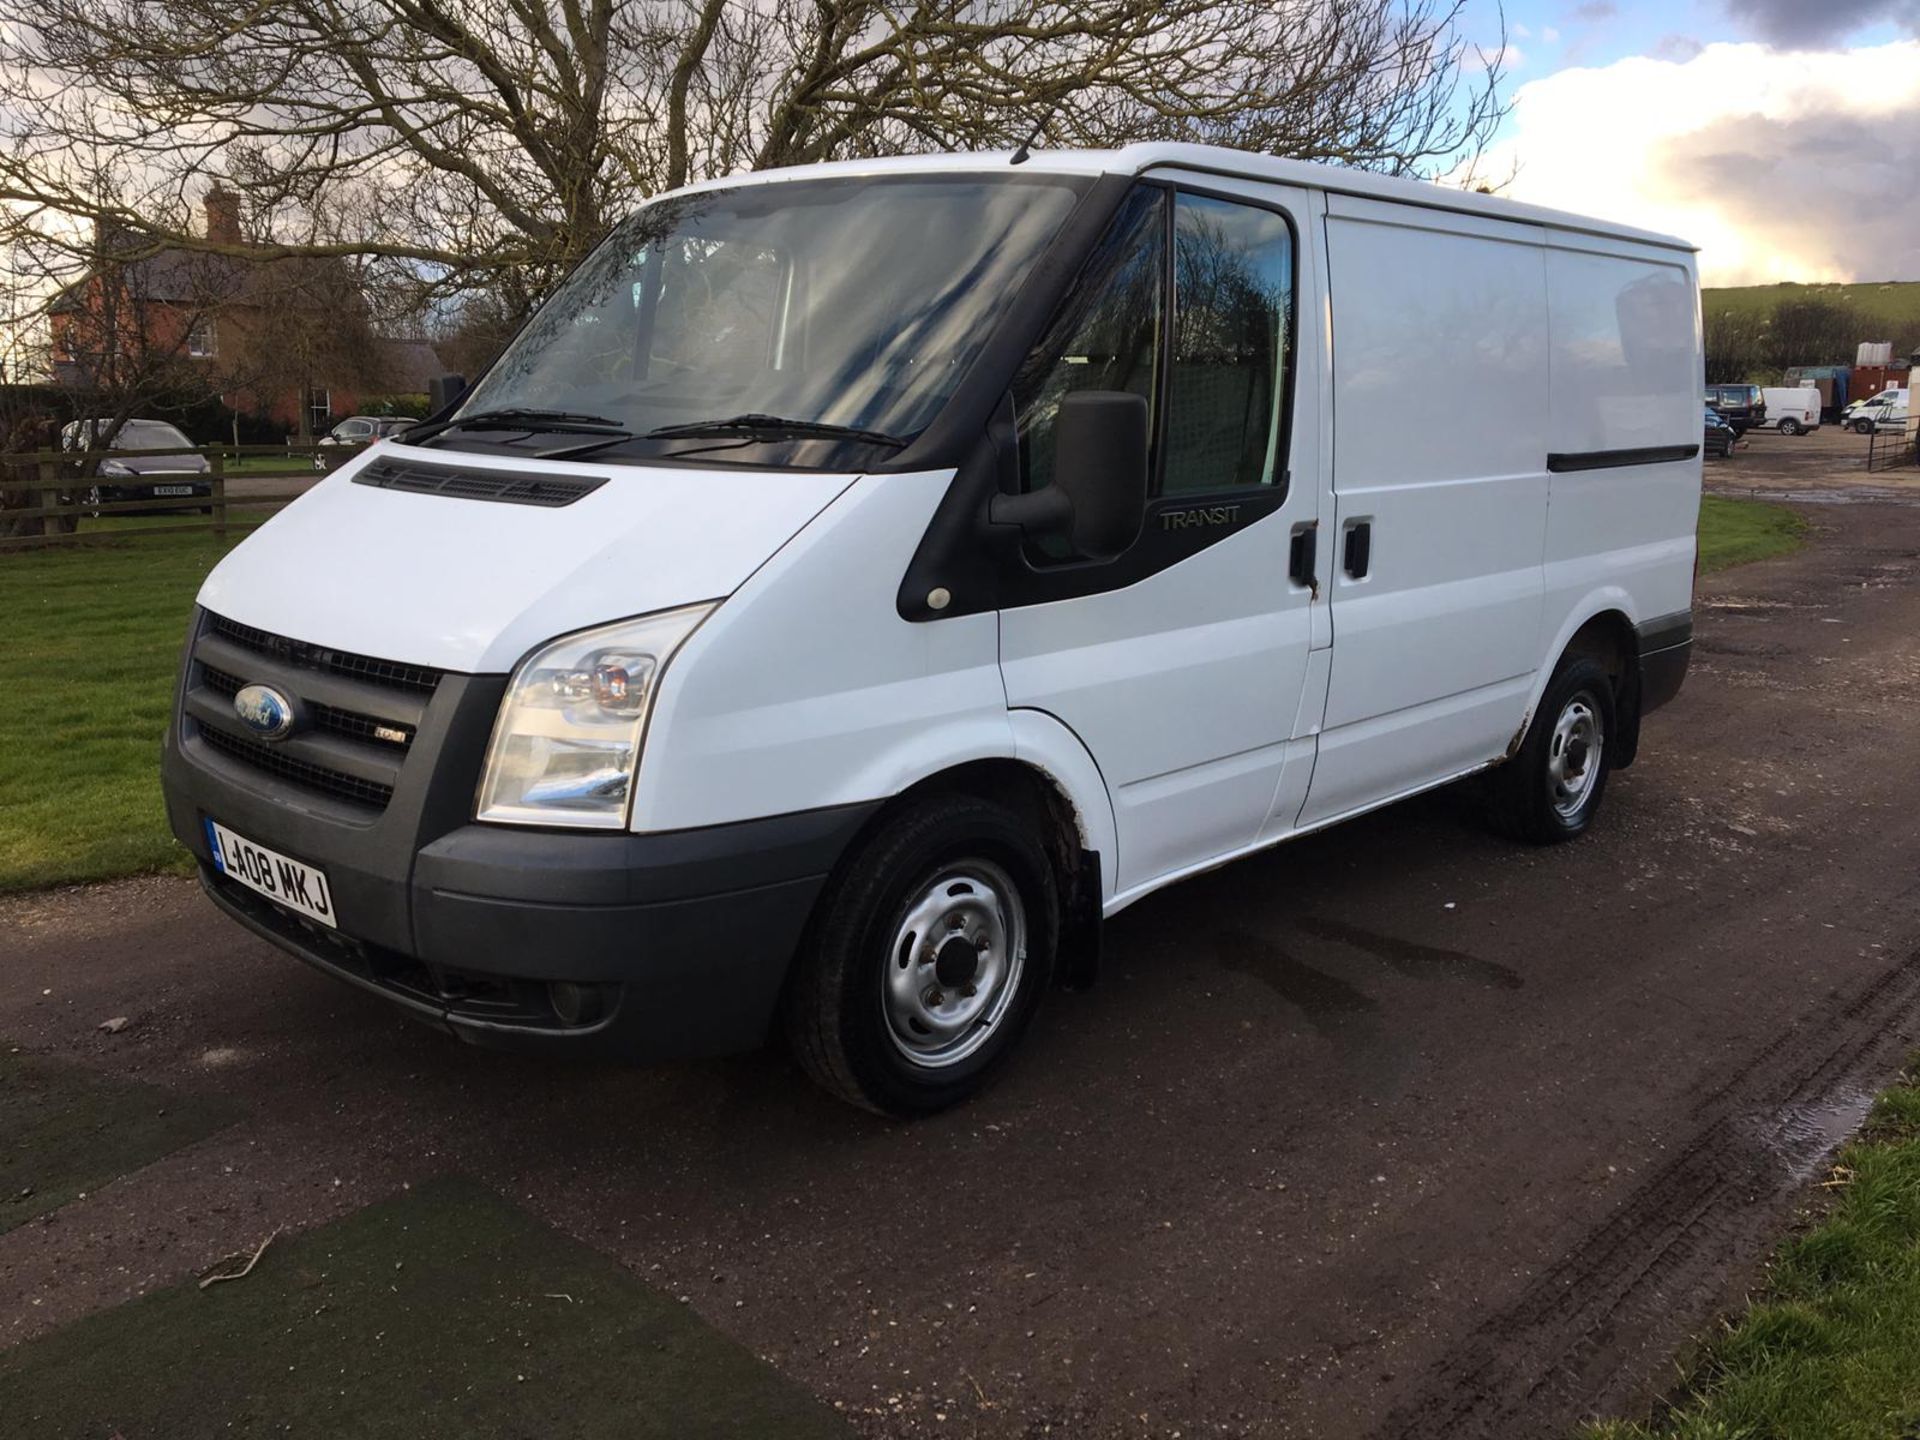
<box><xmin>0</xmin><ymin>443</ymin><xmax>347</xmax><ymax>552</ymax></box>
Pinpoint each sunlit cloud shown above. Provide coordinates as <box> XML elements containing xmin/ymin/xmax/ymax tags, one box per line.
<box><xmin>1473</xmin><ymin>39</ymin><xmax>1920</xmax><ymax>285</ymax></box>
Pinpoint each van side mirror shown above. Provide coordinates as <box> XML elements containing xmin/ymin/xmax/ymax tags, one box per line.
<box><xmin>987</xmin><ymin>390</ymin><xmax>1149</xmax><ymax>561</ymax></box>
<box><xmin>1054</xmin><ymin>390</ymin><xmax>1149</xmax><ymax>558</ymax></box>
<box><xmin>428</xmin><ymin>374</ymin><xmax>467</xmax><ymax>414</ymax></box>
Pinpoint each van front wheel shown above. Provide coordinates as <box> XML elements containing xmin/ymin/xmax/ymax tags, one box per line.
<box><xmin>785</xmin><ymin>795</ymin><xmax>1058</xmax><ymax>1116</ymax></box>
<box><xmin>1488</xmin><ymin>655</ymin><xmax>1615</xmax><ymax>844</ymax></box>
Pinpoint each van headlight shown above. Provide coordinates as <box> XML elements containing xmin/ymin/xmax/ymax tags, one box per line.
<box><xmin>475</xmin><ymin>604</ymin><xmax>715</xmax><ymax>828</ymax></box>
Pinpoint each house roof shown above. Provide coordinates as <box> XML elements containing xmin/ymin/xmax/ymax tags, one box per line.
<box><xmin>49</xmin><ymin>235</ymin><xmax>358</xmax><ymax>315</ymax></box>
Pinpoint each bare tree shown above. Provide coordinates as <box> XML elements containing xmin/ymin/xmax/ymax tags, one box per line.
<box><xmin>0</xmin><ymin>0</ymin><xmax>1507</xmax><ymax>321</ymax></box>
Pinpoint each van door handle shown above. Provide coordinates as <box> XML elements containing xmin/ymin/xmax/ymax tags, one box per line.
<box><xmin>1343</xmin><ymin>521</ymin><xmax>1372</xmax><ymax>579</ymax></box>
<box><xmin>1289</xmin><ymin>522</ymin><xmax>1318</xmax><ymax>597</ymax></box>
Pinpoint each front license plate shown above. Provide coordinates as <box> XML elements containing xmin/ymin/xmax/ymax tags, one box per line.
<box><xmin>151</xmin><ymin>484</ymin><xmax>194</xmax><ymax>496</ymax></box>
<box><xmin>205</xmin><ymin>820</ymin><xmax>337</xmax><ymax>928</ymax></box>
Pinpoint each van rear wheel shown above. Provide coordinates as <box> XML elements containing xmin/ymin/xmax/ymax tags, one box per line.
<box><xmin>784</xmin><ymin>794</ymin><xmax>1058</xmax><ymax>1116</ymax></box>
<box><xmin>1778</xmin><ymin>418</ymin><xmax>1801</xmax><ymax>436</ymax></box>
<box><xmin>1487</xmin><ymin>654</ymin><xmax>1615</xmax><ymax>844</ymax></box>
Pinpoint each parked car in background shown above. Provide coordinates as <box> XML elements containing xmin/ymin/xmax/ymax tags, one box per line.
<box><xmin>1703</xmin><ymin>384</ymin><xmax>1766</xmax><ymax>434</ymax></box>
<box><xmin>1758</xmin><ymin>387</ymin><xmax>1821</xmax><ymax>435</ymax></box>
<box><xmin>1703</xmin><ymin>407</ymin><xmax>1736</xmax><ymax>458</ymax></box>
<box><xmin>1850</xmin><ymin>390</ymin><xmax>1912</xmax><ymax>434</ymax></box>
<box><xmin>314</xmin><ymin>415</ymin><xmax>417</xmax><ymax>470</ymax></box>
<box><xmin>321</xmin><ymin>415</ymin><xmax>416</xmax><ymax>446</ymax></box>
<box><xmin>59</xmin><ymin>417</ymin><xmax>213</xmax><ymax>511</ymax></box>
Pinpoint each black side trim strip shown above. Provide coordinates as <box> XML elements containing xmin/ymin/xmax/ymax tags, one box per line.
<box><xmin>1635</xmin><ymin>609</ymin><xmax>1693</xmax><ymax>655</ymax></box>
<box><xmin>1548</xmin><ymin>444</ymin><xmax>1699</xmax><ymax>473</ymax></box>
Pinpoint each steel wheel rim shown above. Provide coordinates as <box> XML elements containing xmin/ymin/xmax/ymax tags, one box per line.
<box><xmin>1547</xmin><ymin>692</ymin><xmax>1603</xmax><ymax>819</ymax></box>
<box><xmin>882</xmin><ymin>860</ymin><xmax>1027</xmax><ymax>1070</ymax></box>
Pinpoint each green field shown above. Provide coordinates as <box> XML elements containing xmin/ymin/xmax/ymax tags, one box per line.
<box><xmin>1589</xmin><ymin>1069</ymin><xmax>1920</xmax><ymax>1440</ymax></box>
<box><xmin>0</xmin><ymin>530</ymin><xmax>237</xmax><ymax>893</ymax></box>
<box><xmin>1704</xmin><ymin>280</ymin><xmax>1920</xmax><ymax>336</ymax></box>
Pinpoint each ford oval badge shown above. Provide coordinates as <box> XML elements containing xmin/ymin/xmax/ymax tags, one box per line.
<box><xmin>233</xmin><ymin>683</ymin><xmax>297</xmax><ymax>741</ymax></box>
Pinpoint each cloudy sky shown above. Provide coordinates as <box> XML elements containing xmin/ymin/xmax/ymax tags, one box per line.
<box><xmin>1476</xmin><ymin>0</ymin><xmax>1920</xmax><ymax>285</ymax></box>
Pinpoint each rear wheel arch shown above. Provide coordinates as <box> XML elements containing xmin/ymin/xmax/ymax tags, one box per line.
<box><xmin>1562</xmin><ymin>609</ymin><xmax>1642</xmax><ymax>767</ymax></box>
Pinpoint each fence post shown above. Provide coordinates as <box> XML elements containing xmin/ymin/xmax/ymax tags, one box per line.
<box><xmin>211</xmin><ymin>449</ymin><xmax>227</xmax><ymax>543</ymax></box>
<box><xmin>41</xmin><ymin>457</ymin><xmax>76</xmax><ymax>537</ymax></box>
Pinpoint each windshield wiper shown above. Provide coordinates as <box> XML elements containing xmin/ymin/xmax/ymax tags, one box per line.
<box><xmin>401</xmin><ymin>407</ymin><xmax>632</xmax><ymax>444</ymax></box>
<box><xmin>643</xmin><ymin>414</ymin><xmax>910</xmax><ymax>449</ymax></box>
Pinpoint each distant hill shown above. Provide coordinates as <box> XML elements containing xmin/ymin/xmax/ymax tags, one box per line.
<box><xmin>1704</xmin><ymin>280</ymin><xmax>1920</xmax><ymax>338</ymax></box>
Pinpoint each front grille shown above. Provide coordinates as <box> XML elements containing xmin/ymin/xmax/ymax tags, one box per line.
<box><xmin>354</xmin><ymin>458</ymin><xmax>606</xmax><ymax>508</ymax></box>
<box><xmin>205</xmin><ymin>612</ymin><xmax>443</xmax><ymax>694</ymax></box>
<box><xmin>201</xmin><ymin>665</ymin><xmax>412</xmax><ymax>751</ymax></box>
<box><xmin>199</xmin><ymin>725</ymin><xmax>396</xmax><ymax>811</ymax></box>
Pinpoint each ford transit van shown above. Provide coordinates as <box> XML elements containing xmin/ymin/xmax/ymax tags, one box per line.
<box><xmin>1758</xmin><ymin>386</ymin><xmax>1820</xmax><ymax>435</ymax></box>
<box><xmin>161</xmin><ymin>145</ymin><xmax>1701</xmax><ymax>1114</ymax></box>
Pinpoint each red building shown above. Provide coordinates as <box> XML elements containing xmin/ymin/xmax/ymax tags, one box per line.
<box><xmin>48</xmin><ymin>188</ymin><xmax>441</xmax><ymax>436</ymax></box>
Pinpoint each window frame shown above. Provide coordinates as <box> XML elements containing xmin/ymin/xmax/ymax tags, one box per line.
<box><xmin>1150</xmin><ymin>181</ymin><xmax>1301</xmax><ymax>505</ymax></box>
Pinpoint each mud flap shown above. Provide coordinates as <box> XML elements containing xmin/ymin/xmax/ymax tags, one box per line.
<box><xmin>1614</xmin><ymin>660</ymin><xmax>1643</xmax><ymax>769</ymax></box>
<box><xmin>1057</xmin><ymin>849</ymin><xmax>1103</xmax><ymax>989</ymax></box>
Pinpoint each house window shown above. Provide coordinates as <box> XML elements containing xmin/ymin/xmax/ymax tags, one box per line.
<box><xmin>309</xmin><ymin>389</ymin><xmax>332</xmax><ymax>432</ymax></box>
<box><xmin>187</xmin><ymin>319</ymin><xmax>217</xmax><ymax>357</ymax></box>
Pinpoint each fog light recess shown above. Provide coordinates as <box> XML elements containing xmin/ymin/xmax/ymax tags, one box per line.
<box><xmin>548</xmin><ymin>980</ymin><xmax>615</xmax><ymax>1027</ymax></box>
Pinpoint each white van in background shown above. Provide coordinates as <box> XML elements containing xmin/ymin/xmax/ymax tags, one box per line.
<box><xmin>1759</xmin><ymin>386</ymin><xmax>1821</xmax><ymax>435</ymax></box>
<box><xmin>1850</xmin><ymin>388</ymin><xmax>1911</xmax><ymax>434</ymax></box>
<box><xmin>160</xmin><ymin>145</ymin><xmax>1701</xmax><ymax>1114</ymax></box>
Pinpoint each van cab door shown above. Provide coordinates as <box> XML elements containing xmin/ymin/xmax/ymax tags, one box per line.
<box><xmin>997</xmin><ymin>179</ymin><xmax>1327</xmax><ymax>900</ymax></box>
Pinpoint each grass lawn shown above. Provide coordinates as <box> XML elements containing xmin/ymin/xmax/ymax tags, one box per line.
<box><xmin>1697</xmin><ymin>494</ymin><xmax>1805</xmax><ymax>574</ymax></box>
<box><xmin>1587</xmin><ymin>1070</ymin><xmax>1920</xmax><ymax>1440</ymax></box>
<box><xmin>0</xmin><ymin>529</ymin><xmax>238</xmax><ymax>893</ymax></box>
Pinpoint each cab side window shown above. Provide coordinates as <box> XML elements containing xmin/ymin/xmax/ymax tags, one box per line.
<box><xmin>1164</xmin><ymin>194</ymin><xmax>1294</xmax><ymax>493</ymax></box>
<box><xmin>1012</xmin><ymin>186</ymin><xmax>1165</xmax><ymax>496</ymax></box>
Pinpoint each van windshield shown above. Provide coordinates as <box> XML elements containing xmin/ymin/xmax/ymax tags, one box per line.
<box><xmin>428</xmin><ymin>173</ymin><xmax>1089</xmax><ymax>468</ymax></box>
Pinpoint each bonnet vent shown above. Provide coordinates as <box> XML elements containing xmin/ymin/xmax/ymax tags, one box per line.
<box><xmin>353</xmin><ymin>458</ymin><xmax>607</xmax><ymax>508</ymax></box>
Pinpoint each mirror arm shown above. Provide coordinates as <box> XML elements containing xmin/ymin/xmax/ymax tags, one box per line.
<box><xmin>988</xmin><ymin>486</ymin><xmax>1074</xmax><ymax>537</ymax></box>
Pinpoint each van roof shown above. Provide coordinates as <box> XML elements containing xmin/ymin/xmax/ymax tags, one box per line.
<box><xmin>667</xmin><ymin>143</ymin><xmax>1696</xmax><ymax>255</ymax></box>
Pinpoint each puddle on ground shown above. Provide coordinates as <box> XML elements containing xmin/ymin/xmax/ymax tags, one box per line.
<box><xmin>1761</xmin><ymin>1087</ymin><xmax>1875</xmax><ymax>1181</ymax></box>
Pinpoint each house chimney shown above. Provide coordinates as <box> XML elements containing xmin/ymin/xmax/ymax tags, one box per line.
<box><xmin>204</xmin><ymin>185</ymin><xmax>242</xmax><ymax>245</ymax></box>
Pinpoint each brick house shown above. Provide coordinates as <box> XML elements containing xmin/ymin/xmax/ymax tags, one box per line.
<box><xmin>48</xmin><ymin>188</ymin><xmax>442</xmax><ymax>437</ymax></box>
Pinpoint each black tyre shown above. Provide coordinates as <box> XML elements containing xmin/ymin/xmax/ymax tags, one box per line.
<box><xmin>1778</xmin><ymin>418</ymin><xmax>1800</xmax><ymax>436</ymax></box>
<box><xmin>785</xmin><ymin>794</ymin><xmax>1058</xmax><ymax>1116</ymax></box>
<box><xmin>1486</xmin><ymin>654</ymin><xmax>1615</xmax><ymax>845</ymax></box>
<box><xmin>1854</xmin><ymin>418</ymin><xmax>1874</xmax><ymax>434</ymax></box>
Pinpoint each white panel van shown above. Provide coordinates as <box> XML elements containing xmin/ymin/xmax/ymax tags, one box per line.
<box><xmin>1759</xmin><ymin>386</ymin><xmax>1821</xmax><ymax>435</ymax></box>
<box><xmin>161</xmin><ymin>146</ymin><xmax>1701</xmax><ymax>1114</ymax></box>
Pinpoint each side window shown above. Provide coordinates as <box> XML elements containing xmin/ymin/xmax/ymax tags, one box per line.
<box><xmin>1012</xmin><ymin>186</ymin><xmax>1166</xmax><ymax>495</ymax></box>
<box><xmin>1164</xmin><ymin>194</ymin><xmax>1294</xmax><ymax>493</ymax></box>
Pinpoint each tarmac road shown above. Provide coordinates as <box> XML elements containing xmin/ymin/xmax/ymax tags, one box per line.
<box><xmin>8</xmin><ymin>471</ymin><xmax>1920</xmax><ymax>1437</ymax></box>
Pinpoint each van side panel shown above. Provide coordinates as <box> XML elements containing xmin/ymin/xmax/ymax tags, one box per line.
<box><xmin>1296</xmin><ymin>202</ymin><xmax>1550</xmax><ymax>827</ymax></box>
<box><xmin>1539</xmin><ymin>240</ymin><xmax>1700</xmax><ymax>658</ymax></box>
<box><xmin>633</xmin><ymin>472</ymin><xmax>1019</xmax><ymax>834</ymax></box>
